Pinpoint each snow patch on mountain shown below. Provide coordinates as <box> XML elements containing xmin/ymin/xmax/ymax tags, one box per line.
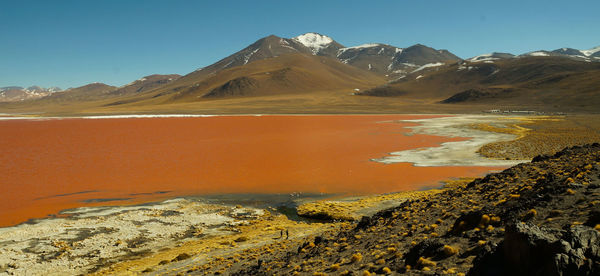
<box><xmin>468</xmin><ymin>53</ymin><xmax>498</xmax><ymax>62</ymax></box>
<box><xmin>278</xmin><ymin>38</ymin><xmax>298</xmax><ymax>51</ymax></box>
<box><xmin>351</xmin><ymin>43</ymin><xmax>382</xmax><ymax>49</ymax></box>
<box><xmin>387</xmin><ymin>62</ymin><xmax>394</xmax><ymax>71</ymax></box>
<box><xmin>0</xmin><ymin>85</ymin><xmax>61</xmax><ymax>102</ymax></box>
<box><xmin>244</xmin><ymin>49</ymin><xmax>259</xmax><ymax>65</ymax></box>
<box><xmin>458</xmin><ymin>64</ymin><xmax>475</xmax><ymax>71</ymax></box>
<box><xmin>412</xmin><ymin>62</ymin><xmax>444</xmax><ymax>73</ymax></box>
<box><xmin>122</xmin><ymin>77</ymin><xmax>149</xmax><ymax>87</ymax></box>
<box><xmin>528</xmin><ymin>51</ymin><xmax>550</xmax><ymax>57</ymax></box>
<box><xmin>339</xmin><ymin>43</ymin><xmax>380</xmax><ymax>52</ymax></box>
<box><xmin>581</xmin><ymin>46</ymin><xmax>600</xmax><ymax>57</ymax></box>
<box><xmin>292</xmin><ymin>33</ymin><xmax>334</xmax><ymax>55</ymax></box>
<box><xmin>337</xmin><ymin>44</ymin><xmax>385</xmax><ymax>56</ymax></box>
<box><xmin>222</xmin><ymin>60</ymin><xmax>234</xmax><ymax>69</ymax></box>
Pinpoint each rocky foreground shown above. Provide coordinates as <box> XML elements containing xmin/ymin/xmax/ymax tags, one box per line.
<box><xmin>182</xmin><ymin>144</ymin><xmax>600</xmax><ymax>275</ymax></box>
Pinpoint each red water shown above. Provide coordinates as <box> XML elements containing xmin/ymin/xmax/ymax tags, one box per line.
<box><xmin>0</xmin><ymin>115</ymin><xmax>501</xmax><ymax>227</ymax></box>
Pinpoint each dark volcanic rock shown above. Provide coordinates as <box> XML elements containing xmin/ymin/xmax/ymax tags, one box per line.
<box><xmin>441</xmin><ymin>89</ymin><xmax>493</xmax><ymax>103</ymax></box>
<box><xmin>470</xmin><ymin>223</ymin><xmax>600</xmax><ymax>276</ymax></box>
<box><xmin>503</xmin><ymin>222</ymin><xmax>562</xmax><ymax>275</ymax></box>
<box><xmin>202</xmin><ymin>77</ymin><xmax>259</xmax><ymax>98</ymax></box>
<box><xmin>357</xmin><ymin>85</ymin><xmax>408</xmax><ymax>97</ymax></box>
<box><xmin>441</xmin><ymin>88</ymin><xmax>513</xmax><ymax>103</ymax></box>
<box><xmin>450</xmin><ymin>211</ymin><xmax>484</xmax><ymax>235</ymax></box>
<box><xmin>404</xmin><ymin>240</ymin><xmax>445</xmax><ymax>265</ymax></box>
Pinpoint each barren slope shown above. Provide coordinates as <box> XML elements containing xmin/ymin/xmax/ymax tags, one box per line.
<box><xmin>359</xmin><ymin>56</ymin><xmax>600</xmax><ymax>111</ymax></box>
<box><xmin>101</xmin><ymin>53</ymin><xmax>387</xmax><ymax>106</ymax></box>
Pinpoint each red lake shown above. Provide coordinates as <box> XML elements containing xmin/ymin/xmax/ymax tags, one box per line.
<box><xmin>0</xmin><ymin>115</ymin><xmax>502</xmax><ymax>226</ymax></box>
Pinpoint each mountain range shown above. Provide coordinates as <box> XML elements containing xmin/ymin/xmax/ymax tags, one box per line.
<box><xmin>0</xmin><ymin>86</ymin><xmax>61</xmax><ymax>102</ymax></box>
<box><xmin>360</xmin><ymin>55</ymin><xmax>600</xmax><ymax>111</ymax></box>
<box><xmin>35</xmin><ymin>74</ymin><xmax>182</xmax><ymax>103</ymax></box>
<box><xmin>464</xmin><ymin>47</ymin><xmax>600</xmax><ymax>64</ymax></box>
<box><xmin>1</xmin><ymin>33</ymin><xmax>599</xmax><ymax>114</ymax></box>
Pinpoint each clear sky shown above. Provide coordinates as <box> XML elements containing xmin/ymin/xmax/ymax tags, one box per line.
<box><xmin>1</xmin><ymin>0</ymin><xmax>599</xmax><ymax>89</ymax></box>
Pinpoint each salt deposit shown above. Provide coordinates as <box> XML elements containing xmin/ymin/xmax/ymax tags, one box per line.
<box><xmin>0</xmin><ymin>198</ymin><xmax>263</xmax><ymax>275</ymax></box>
<box><xmin>374</xmin><ymin>115</ymin><xmax>528</xmax><ymax>166</ymax></box>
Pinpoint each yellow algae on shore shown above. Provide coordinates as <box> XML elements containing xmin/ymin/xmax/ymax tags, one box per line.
<box><xmin>297</xmin><ymin>190</ymin><xmax>443</xmax><ymax>221</ymax></box>
<box><xmin>441</xmin><ymin>177</ymin><xmax>477</xmax><ymax>189</ymax></box>
<box><xmin>477</xmin><ymin>115</ymin><xmax>600</xmax><ymax>160</ymax></box>
<box><xmin>469</xmin><ymin>122</ymin><xmax>530</xmax><ymax>138</ymax></box>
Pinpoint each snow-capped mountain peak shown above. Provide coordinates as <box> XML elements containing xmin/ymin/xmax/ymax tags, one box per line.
<box><xmin>292</xmin><ymin>32</ymin><xmax>334</xmax><ymax>54</ymax></box>
<box><xmin>518</xmin><ymin>46</ymin><xmax>600</xmax><ymax>61</ymax></box>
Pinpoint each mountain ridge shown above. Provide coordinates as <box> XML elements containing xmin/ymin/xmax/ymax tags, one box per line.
<box><xmin>0</xmin><ymin>86</ymin><xmax>61</xmax><ymax>102</ymax></box>
<box><xmin>466</xmin><ymin>45</ymin><xmax>600</xmax><ymax>63</ymax></box>
<box><xmin>359</xmin><ymin>56</ymin><xmax>600</xmax><ymax>112</ymax></box>
<box><xmin>1</xmin><ymin>33</ymin><xmax>599</xmax><ymax>113</ymax></box>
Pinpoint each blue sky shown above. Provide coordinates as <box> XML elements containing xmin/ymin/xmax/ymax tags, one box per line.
<box><xmin>1</xmin><ymin>0</ymin><xmax>599</xmax><ymax>88</ymax></box>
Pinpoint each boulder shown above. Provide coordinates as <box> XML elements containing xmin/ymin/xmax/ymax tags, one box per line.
<box><xmin>469</xmin><ymin>222</ymin><xmax>600</xmax><ymax>276</ymax></box>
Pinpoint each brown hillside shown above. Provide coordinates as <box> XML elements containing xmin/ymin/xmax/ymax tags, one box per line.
<box><xmin>161</xmin><ymin>35</ymin><xmax>314</xmax><ymax>90</ymax></box>
<box><xmin>392</xmin><ymin>44</ymin><xmax>461</xmax><ymax>66</ymax></box>
<box><xmin>359</xmin><ymin>56</ymin><xmax>600</xmax><ymax>110</ymax></box>
<box><xmin>107</xmin><ymin>74</ymin><xmax>181</xmax><ymax>97</ymax></box>
<box><xmin>202</xmin><ymin>77</ymin><xmax>259</xmax><ymax>98</ymax></box>
<box><xmin>0</xmin><ymin>88</ymin><xmax>39</xmax><ymax>102</ymax></box>
<box><xmin>37</xmin><ymin>83</ymin><xmax>117</xmax><ymax>103</ymax></box>
<box><xmin>104</xmin><ymin>53</ymin><xmax>386</xmax><ymax>105</ymax></box>
<box><xmin>2</xmin><ymin>75</ymin><xmax>181</xmax><ymax>111</ymax></box>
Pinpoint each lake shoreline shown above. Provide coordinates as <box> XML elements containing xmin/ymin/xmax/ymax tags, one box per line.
<box><xmin>0</xmin><ymin>114</ymin><xmax>559</xmax><ymax>274</ymax></box>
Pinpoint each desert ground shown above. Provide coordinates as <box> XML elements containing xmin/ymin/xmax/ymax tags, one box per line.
<box><xmin>2</xmin><ymin>87</ymin><xmax>593</xmax><ymax>117</ymax></box>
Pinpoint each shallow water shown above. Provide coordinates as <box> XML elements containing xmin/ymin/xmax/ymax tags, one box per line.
<box><xmin>0</xmin><ymin>115</ymin><xmax>502</xmax><ymax>226</ymax></box>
